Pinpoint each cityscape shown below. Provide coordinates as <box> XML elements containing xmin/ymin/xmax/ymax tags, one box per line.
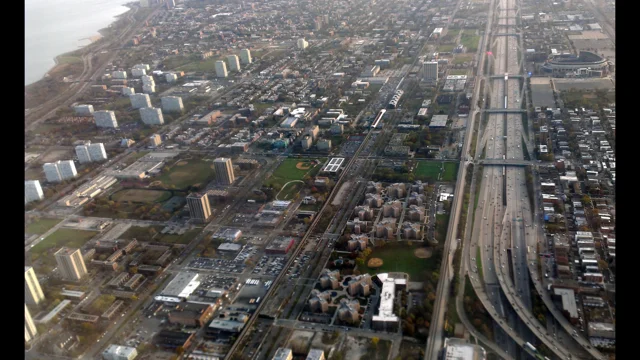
<box><xmin>24</xmin><ymin>0</ymin><xmax>615</xmax><ymax>359</ymax></box>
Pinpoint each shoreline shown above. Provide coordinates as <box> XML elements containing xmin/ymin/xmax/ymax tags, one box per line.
<box><xmin>27</xmin><ymin>2</ymin><xmax>137</xmax><ymax>88</ymax></box>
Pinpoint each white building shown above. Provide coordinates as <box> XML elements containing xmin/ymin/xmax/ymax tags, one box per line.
<box><xmin>94</xmin><ymin>110</ymin><xmax>119</xmax><ymax>128</ymax></box>
<box><xmin>25</xmin><ymin>266</ymin><xmax>45</xmax><ymax>305</ymax></box>
<box><xmin>25</xmin><ymin>180</ymin><xmax>44</xmax><ymax>204</ymax></box>
<box><xmin>165</xmin><ymin>73</ymin><xmax>178</xmax><ymax>83</ymax></box>
<box><xmin>443</xmin><ymin>338</ymin><xmax>486</xmax><ymax>360</ymax></box>
<box><xmin>423</xmin><ymin>61</ymin><xmax>438</xmax><ymax>81</ymax></box>
<box><xmin>74</xmin><ymin>104</ymin><xmax>94</xmax><ymax>116</ymax></box>
<box><xmin>89</xmin><ymin>143</ymin><xmax>108</xmax><ymax>162</ymax></box>
<box><xmin>371</xmin><ymin>273</ymin><xmax>405</xmax><ymax>331</ymax></box>
<box><xmin>43</xmin><ymin>160</ymin><xmax>77</xmax><ymax>182</ymax></box>
<box><xmin>140</xmin><ymin>107</ymin><xmax>165</xmax><ymax>125</ymax></box>
<box><xmin>142</xmin><ymin>83</ymin><xmax>156</xmax><ymax>94</ymax></box>
<box><xmin>306</xmin><ymin>349</ymin><xmax>325</xmax><ymax>360</ymax></box>
<box><xmin>130</xmin><ymin>93</ymin><xmax>152</xmax><ymax>109</ymax></box>
<box><xmin>141</xmin><ymin>75</ymin><xmax>154</xmax><ymax>85</ymax></box>
<box><xmin>102</xmin><ymin>345</ymin><xmax>138</xmax><ymax>360</ymax></box>
<box><xmin>75</xmin><ymin>145</ymin><xmax>92</xmax><ymax>163</ymax></box>
<box><xmin>215</xmin><ymin>60</ymin><xmax>228</xmax><ymax>78</ymax></box>
<box><xmin>240</xmin><ymin>49</ymin><xmax>252</xmax><ymax>64</ymax></box>
<box><xmin>131</xmin><ymin>68</ymin><xmax>146</xmax><ymax>77</ymax></box>
<box><xmin>133</xmin><ymin>64</ymin><xmax>150</xmax><ymax>71</ymax></box>
<box><xmin>227</xmin><ymin>55</ymin><xmax>241</xmax><ymax>72</ymax></box>
<box><xmin>112</xmin><ymin>71</ymin><xmax>127</xmax><ymax>79</ymax></box>
<box><xmin>25</xmin><ymin>304</ymin><xmax>37</xmax><ymax>343</ymax></box>
<box><xmin>156</xmin><ymin>272</ymin><xmax>200</xmax><ymax>303</ymax></box>
<box><xmin>122</xmin><ymin>87</ymin><xmax>135</xmax><ymax>96</ymax></box>
<box><xmin>161</xmin><ymin>96</ymin><xmax>184</xmax><ymax>113</ymax></box>
<box><xmin>297</xmin><ymin>38</ymin><xmax>309</xmax><ymax>49</ymax></box>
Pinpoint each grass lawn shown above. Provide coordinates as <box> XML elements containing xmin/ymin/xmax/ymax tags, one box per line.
<box><xmin>266</xmin><ymin>158</ymin><xmax>323</xmax><ymax>189</ymax></box>
<box><xmin>277</xmin><ymin>181</ymin><xmax>304</xmax><ymax>201</ymax></box>
<box><xmin>476</xmin><ymin>247</ymin><xmax>484</xmax><ymax>280</ymax></box>
<box><xmin>120</xmin><ymin>225</ymin><xmax>201</xmax><ymax>244</ymax></box>
<box><xmin>158</xmin><ymin>228</ymin><xmax>202</xmax><ymax>245</ymax></box>
<box><xmin>177</xmin><ymin>57</ymin><xmax>223</xmax><ymax>72</ymax></box>
<box><xmin>438</xmin><ymin>44</ymin><xmax>455</xmax><ymax>52</ymax></box>
<box><xmin>461</xmin><ymin>33</ymin><xmax>480</xmax><ymax>52</ymax></box>
<box><xmin>364</xmin><ymin>242</ymin><xmax>438</xmax><ymax>280</ymax></box>
<box><xmin>112</xmin><ymin>189</ymin><xmax>172</xmax><ymax>203</ymax></box>
<box><xmin>453</xmin><ymin>54</ymin><xmax>473</xmax><ymax>65</ymax></box>
<box><xmin>155</xmin><ymin>158</ymin><xmax>216</xmax><ymax>189</ymax></box>
<box><xmin>436</xmin><ymin>213</ymin><xmax>450</xmax><ymax>243</ymax></box>
<box><xmin>449</xmin><ymin>69</ymin><xmax>469</xmax><ymax>75</ymax></box>
<box><xmin>442</xmin><ymin>162</ymin><xmax>459</xmax><ymax>181</ymax></box>
<box><xmin>26</xmin><ymin>218</ymin><xmax>62</xmax><ymax>235</ymax></box>
<box><xmin>57</xmin><ymin>56</ymin><xmax>82</xmax><ymax>64</ymax></box>
<box><xmin>31</xmin><ymin>228</ymin><xmax>98</xmax><ymax>254</ymax></box>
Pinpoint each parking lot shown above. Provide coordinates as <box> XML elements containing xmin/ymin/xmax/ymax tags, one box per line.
<box><xmin>187</xmin><ymin>257</ymin><xmax>247</xmax><ymax>273</ymax></box>
<box><xmin>253</xmin><ymin>255</ymin><xmax>286</xmax><ymax>276</ymax></box>
<box><xmin>286</xmin><ymin>251</ymin><xmax>313</xmax><ymax>280</ymax></box>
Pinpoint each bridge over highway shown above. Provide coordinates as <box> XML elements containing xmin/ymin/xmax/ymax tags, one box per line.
<box><xmin>479</xmin><ymin>159</ymin><xmax>534</xmax><ymax>166</ymax></box>
<box><xmin>483</xmin><ymin>108</ymin><xmax>527</xmax><ymax>113</ymax></box>
<box><xmin>490</xmin><ymin>74</ymin><xmax>524</xmax><ymax>79</ymax></box>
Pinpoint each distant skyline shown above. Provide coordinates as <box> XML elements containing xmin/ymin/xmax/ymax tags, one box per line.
<box><xmin>25</xmin><ymin>0</ymin><xmax>130</xmax><ymax>85</ymax></box>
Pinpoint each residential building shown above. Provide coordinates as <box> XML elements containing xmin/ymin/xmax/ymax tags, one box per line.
<box><xmin>142</xmin><ymin>83</ymin><xmax>156</xmax><ymax>94</ymax></box>
<box><xmin>214</xmin><ymin>157</ymin><xmax>235</xmax><ymax>185</ymax></box>
<box><xmin>227</xmin><ymin>55</ymin><xmax>241</xmax><ymax>72</ymax></box>
<box><xmin>43</xmin><ymin>160</ymin><xmax>77</xmax><ymax>182</ymax></box>
<box><xmin>55</xmin><ymin>247</ymin><xmax>88</xmax><ymax>281</ymax></box>
<box><xmin>319</xmin><ymin>269</ymin><xmax>340</xmax><ymax>290</ymax></box>
<box><xmin>74</xmin><ymin>104</ymin><xmax>94</xmax><ymax>116</ymax></box>
<box><xmin>240</xmin><ymin>49</ymin><xmax>252</xmax><ymax>64</ymax></box>
<box><xmin>94</xmin><ymin>110</ymin><xmax>119</xmax><ymax>128</ymax></box>
<box><xmin>75</xmin><ymin>145</ymin><xmax>92</xmax><ymax>164</ymax></box>
<box><xmin>122</xmin><ymin>87</ymin><xmax>135</xmax><ymax>96</ymax></box>
<box><xmin>149</xmin><ymin>134</ymin><xmax>162</xmax><ymax>147</ymax></box>
<box><xmin>89</xmin><ymin>143</ymin><xmax>108</xmax><ymax>161</ymax></box>
<box><xmin>187</xmin><ymin>192</ymin><xmax>212</xmax><ymax>223</ymax></box>
<box><xmin>337</xmin><ymin>298</ymin><xmax>360</xmax><ymax>323</ymax></box>
<box><xmin>102</xmin><ymin>345</ymin><xmax>138</xmax><ymax>360</ymax></box>
<box><xmin>25</xmin><ymin>180</ymin><xmax>44</xmax><ymax>204</ymax></box>
<box><xmin>161</xmin><ymin>96</ymin><xmax>184</xmax><ymax>113</ymax></box>
<box><xmin>215</xmin><ymin>60</ymin><xmax>228</xmax><ymax>78</ymax></box>
<box><xmin>347</xmin><ymin>274</ymin><xmax>372</xmax><ymax>296</ymax></box>
<box><xmin>112</xmin><ymin>71</ymin><xmax>127</xmax><ymax>79</ymax></box>
<box><xmin>423</xmin><ymin>61</ymin><xmax>438</xmax><ymax>81</ymax></box>
<box><xmin>140</xmin><ymin>107</ymin><xmax>164</xmax><ymax>125</ymax></box>
<box><xmin>43</xmin><ymin>162</ymin><xmax>62</xmax><ymax>182</ymax></box>
<box><xmin>165</xmin><ymin>73</ymin><xmax>178</xmax><ymax>83</ymax></box>
<box><xmin>272</xmin><ymin>348</ymin><xmax>293</xmax><ymax>360</ymax></box>
<box><xmin>308</xmin><ymin>289</ymin><xmax>331</xmax><ymax>313</ymax></box>
<box><xmin>306</xmin><ymin>349</ymin><xmax>326</xmax><ymax>360</ymax></box>
<box><xmin>297</xmin><ymin>38</ymin><xmax>309</xmax><ymax>49</ymax></box>
<box><xmin>130</xmin><ymin>93</ymin><xmax>152</xmax><ymax>109</ymax></box>
<box><xmin>25</xmin><ymin>304</ymin><xmax>37</xmax><ymax>343</ymax></box>
<box><xmin>25</xmin><ymin>266</ymin><xmax>45</xmax><ymax>305</ymax></box>
<box><xmin>131</xmin><ymin>68</ymin><xmax>146</xmax><ymax>77</ymax></box>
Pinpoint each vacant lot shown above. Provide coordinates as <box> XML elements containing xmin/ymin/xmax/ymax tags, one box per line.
<box><xmin>112</xmin><ymin>189</ymin><xmax>172</xmax><ymax>203</ymax></box>
<box><xmin>121</xmin><ymin>225</ymin><xmax>201</xmax><ymax>245</ymax></box>
<box><xmin>438</xmin><ymin>44</ymin><xmax>455</xmax><ymax>53</ymax></box>
<box><xmin>266</xmin><ymin>158</ymin><xmax>323</xmax><ymax>189</ymax></box>
<box><xmin>453</xmin><ymin>54</ymin><xmax>473</xmax><ymax>65</ymax></box>
<box><xmin>155</xmin><ymin>158</ymin><xmax>215</xmax><ymax>189</ymax></box>
<box><xmin>31</xmin><ymin>228</ymin><xmax>98</xmax><ymax>254</ymax></box>
<box><xmin>26</xmin><ymin>218</ymin><xmax>62</xmax><ymax>235</ymax></box>
<box><xmin>364</xmin><ymin>242</ymin><xmax>438</xmax><ymax>280</ymax></box>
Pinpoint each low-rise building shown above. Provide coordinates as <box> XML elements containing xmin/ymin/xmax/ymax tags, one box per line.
<box><xmin>168</xmin><ymin>303</ymin><xmax>215</xmax><ymax>328</ymax></box>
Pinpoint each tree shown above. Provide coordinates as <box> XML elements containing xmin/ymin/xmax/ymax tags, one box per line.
<box><xmin>372</xmin><ymin>337</ymin><xmax>380</xmax><ymax>348</ymax></box>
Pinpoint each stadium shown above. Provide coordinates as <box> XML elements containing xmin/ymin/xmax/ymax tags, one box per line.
<box><xmin>540</xmin><ymin>51</ymin><xmax>609</xmax><ymax>77</ymax></box>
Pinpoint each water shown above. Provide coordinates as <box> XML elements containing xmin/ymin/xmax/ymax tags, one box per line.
<box><xmin>25</xmin><ymin>0</ymin><xmax>131</xmax><ymax>85</ymax></box>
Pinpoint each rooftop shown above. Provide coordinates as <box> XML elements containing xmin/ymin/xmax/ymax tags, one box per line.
<box><xmin>160</xmin><ymin>272</ymin><xmax>200</xmax><ymax>299</ymax></box>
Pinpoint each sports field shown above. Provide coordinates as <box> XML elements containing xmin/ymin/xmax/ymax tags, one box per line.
<box><xmin>31</xmin><ymin>228</ymin><xmax>98</xmax><ymax>254</ymax></box>
<box><xmin>414</xmin><ymin>161</ymin><xmax>458</xmax><ymax>182</ymax></box>
<box><xmin>364</xmin><ymin>243</ymin><xmax>438</xmax><ymax>280</ymax></box>
<box><xmin>112</xmin><ymin>189</ymin><xmax>172</xmax><ymax>203</ymax></box>
<box><xmin>266</xmin><ymin>158</ymin><xmax>323</xmax><ymax>188</ymax></box>
<box><xmin>155</xmin><ymin>158</ymin><xmax>216</xmax><ymax>189</ymax></box>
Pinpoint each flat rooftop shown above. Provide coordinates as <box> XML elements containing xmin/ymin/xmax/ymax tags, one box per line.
<box><xmin>160</xmin><ymin>272</ymin><xmax>200</xmax><ymax>299</ymax></box>
<box><xmin>554</xmin><ymin>288</ymin><xmax>578</xmax><ymax>319</ymax></box>
<box><xmin>322</xmin><ymin>157</ymin><xmax>345</xmax><ymax>173</ymax></box>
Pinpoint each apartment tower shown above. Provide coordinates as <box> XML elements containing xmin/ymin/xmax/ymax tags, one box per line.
<box><xmin>186</xmin><ymin>192</ymin><xmax>212</xmax><ymax>223</ymax></box>
<box><xmin>54</xmin><ymin>247</ymin><xmax>88</xmax><ymax>281</ymax></box>
<box><xmin>25</xmin><ymin>266</ymin><xmax>45</xmax><ymax>305</ymax></box>
<box><xmin>214</xmin><ymin>158</ymin><xmax>235</xmax><ymax>185</ymax></box>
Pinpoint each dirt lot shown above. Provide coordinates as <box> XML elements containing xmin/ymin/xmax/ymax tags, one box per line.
<box><xmin>39</xmin><ymin>149</ymin><xmax>73</xmax><ymax>163</ymax></box>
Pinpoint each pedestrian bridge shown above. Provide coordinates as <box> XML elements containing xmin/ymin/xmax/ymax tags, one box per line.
<box><xmin>480</xmin><ymin>159</ymin><xmax>534</xmax><ymax>166</ymax></box>
<box><xmin>490</xmin><ymin>74</ymin><xmax>524</xmax><ymax>79</ymax></box>
<box><xmin>494</xmin><ymin>33</ymin><xmax>520</xmax><ymax>37</ymax></box>
<box><xmin>483</xmin><ymin>108</ymin><xmax>527</xmax><ymax>114</ymax></box>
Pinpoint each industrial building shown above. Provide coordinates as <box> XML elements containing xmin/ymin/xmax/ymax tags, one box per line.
<box><xmin>168</xmin><ymin>303</ymin><xmax>215</xmax><ymax>328</ymax></box>
<box><xmin>54</xmin><ymin>247</ymin><xmax>88</xmax><ymax>281</ymax></box>
<box><xmin>155</xmin><ymin>272</ymin><xmax>200</xmax><ymax>303</ymax></box>
<box><xmin>240</xmin><ymin>49</ymin><xmax>252</xmax><ymax>64</ymax></box>
<box><xmin>187</xmin><ymin>192</ymin><xmax>212</xmax><ymax>223</ymax></box>
<box><xmin>140</xmin><ymin>107</ymin><xmax>165</xmax><ymax>125</ymax></box>
<box><xmin>58</xmin><ymin>175</ymin><xmax>118</xmax><ymax>207</ymax></box>
<box><xmin>94</xmin><ymin>110</ymin><xmax>119</xmax><ymax>128</ymax></box>
<box><xmin>227</xmin><ymin>55</ymin><xmax>241</xmax><ymax>72</ymax></box>
<box><xmin>265</xmin><ymin>237</ymin><xmax>295</xmax><ymax>255</ymax></box>
<box><xmin>43</xmin><ymin>160</ymin><xmax>77</xmax><ymax>182</ymax></box>
<box><xmin>129</xmin><ymin>93</ymin><xmax>152</xmax><ymax>109</ymax></box>
<box><xmin>102</xmin><ymin>345</ymin><xmax>138</xmax><ymax>360</ymax></box>
<box><xmin>214</xmin><ymin>157</ymin><xmax>235</xmax><ymax>185</ymax></box>
<box><xmin>430</xmin><ymin>114</ymin><xmax>448</xmax><ymax>128</ymax></box>
<box><xmin>215</xmin><ymin>60</ymin><xmax>228</xmax><ymax>78</ymax></box>
<box><xmin>25</xmin><ymin>180</ymin><xmax>44</xmax><ymax>204</ymax></box>
<box><xmin>161</xmin><ymin>96</ymin><xmax>184</xmax><ymax>113</ymax></box>
<box><xmin>154</xmin><ymin>330</ymin><xmax>195</xmax><ymax>350</ymax></box>
<box><xmin>25</xmin><ymin>266</ymin><xmax>45</xmax><ymax>305</ymax></box>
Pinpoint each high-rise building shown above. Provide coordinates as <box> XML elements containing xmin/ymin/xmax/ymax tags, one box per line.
<box><xmin>74</xmin><ymin>104</ymin><xmax>94</xmax><ymax>116</ymax></box>
<box><xmin>297</xmin><ymin>38</ymin><xmax>308</xmax><ymax>49</ymax></box>
<box><xmin>186</xmin><ymin>192</ymin><xmax>212</xmax><ymax>223</ymax></box>
<box><xmin>25</xmin><ymin>266</ymin><xmax>45</xmax><ymax>305</ymax></box>
<box><xmin>130</xmin><ymin>93</ymin><xmax>152</xmax><ymax>109</ymax></box>
<box><xmin>149</xmin><ymin>134</ymin><xmax>162</xmax><ymax>147</ymax></box>
<box><xmin>140</xmin><ymin>107</ymin><xmax>165</xmax><ymax>125</ymax></box>
<box><xmin>215</xmin><ymin>60</ymin><xmax>228</xmax><ymax>78</ymax></box>
<box><xmin>94</xmin><ymin>110</ymin><xmax>119</xmax><ymax>128</ymax></box>
<box><xmin>240</xmin><ymin>49</ymin><xmax>252</xmax><ymax>64</ymax></box>
<box><xmin>423</xmin><ymin>61</ymin><xmax>438</xmax><ymax>81</ymax></box>
<box><xmin>89</xmin><ymin>143</ymin><xmax>108</xmax><ymax>162</ymax></box>
<box><xmin>25</xmin><ymin>180</ymin><xmax>44</xmax><ymax>204</ymax></box>
<box><xmin>25</xmin><ymin>304</ymin><xmax>37</xmax><ymax>343</ymax></box>
<box><xmin>75</xmin><ymin>145</ymin><xmax>92</xmax><ymax>163</ymax></box>
<box><xmin>214</xmin><ymin>158</ymin><xmax>235</xmax><ymax>185</ymax></box>
<box><xmin>165</xmin><ymin>0</ymin><xmax>176</xmax><ymax>9</ymax></box>
<box><xmin>43</xmin><ymin>160</ymin><xmax>77</xmax><ymax>182</ymax></box>
<box><xmin>161</xmin><ymin>96</ymin><xmax>184</xmax><ymax>113</ymax></box>
<box><xmin>54</xmin><ymin>247</ymin><xmax>88</xmax><ymax>281</ymax></box>
<box><xmin>227</xmin><ymin>55</ymin><xmax>241</xmax><ymax>72</ymax></box>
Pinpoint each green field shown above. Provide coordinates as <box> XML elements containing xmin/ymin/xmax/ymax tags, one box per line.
<box><xmin>31</xmin><ymin>229</ymin><xmax>98</xmax><ymax>254</ymax></box>
<box><xmin>461</xmin><ymin>33</ymin><xmax>480</xmax><ymax>52</ymax></box>
<box><xmin>449</xmin><ymin>69</ymin><xmax>469</xmax><ymax>75</ymax></box>
<box><xmin>364</xmin><ymin>243</ymin><xmax>438</xmax><ymax>280</ymax></box>
<box><xmin>414</xmin><ymin>161</ymin><xmax>458</xmax><ymax>182</ymax></box>
<box><xmin>436</xmin><ymin>213</ymin><xmax>450</xmax><ymax>243</ymax></box>
<box><xmin>476</xmin><ymin>246</ymin><xmax>484</xmax><ymax>280</ymax></box>
<box><xmin>57</xmin><ymin>56</ymin><xmax>82</xmax><ymax>64</ymax></box>
<box><xmin>25</xmin><ymin>218</ymin><xmax>62</xmax><ymax>235</ymax></box>
<box><xmin>277</xmin><ymin>181</ymin><xmax>304</xmax><ymax>201</ymax></box>
<box><xmin>121</xmin><ymin>225</ymin><xmax>201</xmax><ymax>245</ymax></box>
<box><xmin>155</xmin><ymin>158</ymin><xmax>216</xmax><ymax>189</ymax></box>
<box><xmin>453</xmin><ymin>54</ymin><xmax>474</xmax><ymax>65</ymax></box>
<box><xmin>177</xmin><ymin>58</ymin><xmax>223</xmax><ymax>72</ymax></box>
<box><xmin>266</xmin><ymin>158</ymin><xmax>323</xmax><ymax>189</ymax></box>
<box><xmin>438</xmin><ymin>44</ymin><xmax>455</xmax><ymax>52</ymax></box>
<box><xmin>112</xmin><ymin>189</ymin><xmax>172</xmax><ymax>203</ymax></box>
